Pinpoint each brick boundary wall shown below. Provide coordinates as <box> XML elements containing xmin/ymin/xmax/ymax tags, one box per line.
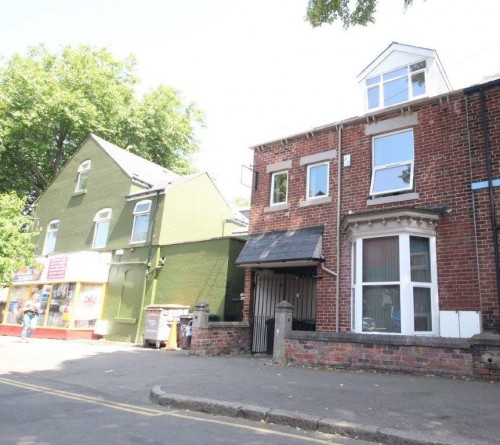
<box><xmin>190</xmin><ymin>322</ymin><xmax>251</xmax><ymax>356</ymax></box>
<box><xmin>285</xmin><ymin>332</ymin><xmax>500</xmax><ymax>380</ymax></box>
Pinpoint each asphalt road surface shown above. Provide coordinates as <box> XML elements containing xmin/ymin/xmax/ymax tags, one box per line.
<box><xmin>1</xmin><ymin>337</ymin><xmax>374</xmax><ymax>445</ymax></box>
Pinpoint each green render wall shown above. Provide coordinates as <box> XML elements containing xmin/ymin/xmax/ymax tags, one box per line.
<box><xmin>154</xmin><ymin>238</ymin><xmax>245</xmax><ymax>319</ymax></box>
<box><xmin>101</xmin><ymin>238</ymin><xmax>245</xmax><ymax>342</ymax></box>
<box><xmin>159</xmin><ymin>174</ymin><xmax>237</xmax><ymax>244</ymax></box>
<box><xmin>34</xmin><ymin>138</ymin><xmax>149</xmax><ymax>254</ymax></box>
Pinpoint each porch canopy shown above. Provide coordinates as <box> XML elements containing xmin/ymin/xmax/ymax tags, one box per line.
<box><xmin>236</xmin><ymin>226</ymin><xmax>323</xmax><ymax>268</ymax></box>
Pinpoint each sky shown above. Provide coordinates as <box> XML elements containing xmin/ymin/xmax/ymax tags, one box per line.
<box><xmin>1</xmin><ymin>0</ymin><xmax>500</xmax><ymax>204</ymax></box>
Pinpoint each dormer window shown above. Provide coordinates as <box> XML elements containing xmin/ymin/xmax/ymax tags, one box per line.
<box><xmin>366</xmin><ymin>61</ymin><xmax>426</xmax><ymax>110</ymax></box>
<box><xmin>75</xmin><ymin>160</ymin><xmax>91</xmax><ymax>193</ymax></box>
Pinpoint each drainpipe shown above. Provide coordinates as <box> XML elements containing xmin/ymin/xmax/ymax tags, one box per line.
<box><xmin>478</xmin><ymin>88</ymin><xmax>500</xmax><ymax>306</ymax></box>
<box><xmin>335</xmin><ymin>124</ymin><xmax>342</xmax><ymax>332</ymax></box>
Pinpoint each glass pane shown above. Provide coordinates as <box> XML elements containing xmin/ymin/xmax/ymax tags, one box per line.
<box><xmin>74</xmin><ymin>284</ymin><xmax>103</xmax><ymax>328</ymax></box>
<box><xmin>410</xmin><ymin>237</ymin><xmax>431</xmax><ymax>282</ymax></box>
<box><xmin>272</xmin><ymin>172</ymin><xmax>288</xmax><ymax>204</ymax></box>
<box><xmin>76</xmin><ymin>172</ymin><xmax>88</xmax><ymax>192</ymax></box>
<box><xmin>132</xmin><ymin>213</ymin><xmax>150</xmax><ymax>242</ymax></box>
<box><xmin>366</xmin><ymin>75</ymin><xmax>380</xmax><ymax>86</ymax></box>
<box><xmin>5</xmin><ymin>286</ymin><xmax>30</xmax><ymax>324</ymax></box>
<box><xmin>413</xmin><ymin>287</ymin><xmax>432</xmax><ymax>331</ymax></box>
<box><xmin>367</xmin><ymin>86</ymin><xmax>379</xmax><ymax>109</ymax></box>
<box><xmin>372</xmin><ymin>164</ymin><xmax>412</xmax><ymax>194</ymax></box>
<box><xmin>93</xmin><ymin>220</ymin><xmax>110</xmax><ymax>248</ymax></box>
<box><xmin>373</xmin><ymin>130</ymin><xmax>414</xmax><ymax>166</ymax></box>
<box><xmin>410</xmin><ymin>61</ymin><xmax>426</xmax><ymax>72</ymax></box>
<box><xmin>383</xmin><ymin>67</ymin><xmax>407</xmax><ymax>81</ymax></box>
<box><xmin>384</xmin><ymin>77</ymin><xmax>408</xmax><ymax>106</ymax></box>
<box><xmin>308</xmin><ymin>164</ymin><xmax>328</xmax><ymax>198</ymax></box>
<box><xmin>412</xmin><ymin>71</ymin><xmax>425</xmax><ymax>96</ymax></box>
<box><xmin>37</xmin><ymin>284</ymin><xmax>52</xmax><ymax>326</ymax></box>
<box><xmin>363</xmin><ymin>236</ymin><xmax>399</xmax><ymax>282</ymax></box>
<box><xmin>45</xmin><ymin>231</ymin><xmax>57</xmax><ymax>255</ymax></box>
<box><xmin>363</xmin><ymin>285</ymin><xmax>401</xmax><ymax>333</ymax></box>
<box><xmin>135</xmin><ymin>201</ymin><xmax>151</xmax><ymax>213</ymax></box>
<box><xmin>47</xmin><ymin>283</ymin><xmax>76</xmax><ymax>328</ymax></box>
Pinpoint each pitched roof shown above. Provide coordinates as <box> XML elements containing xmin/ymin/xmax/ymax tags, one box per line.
<box><xmin>90</xmin><ymin>134</ymin><xmax>180</xmax><ymax>187</ymax></box>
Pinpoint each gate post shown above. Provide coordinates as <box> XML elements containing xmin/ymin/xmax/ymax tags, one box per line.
<box><xmin>273</xmin><ymin>300</ymin><xmax>293</xmax><ymax>365</ymax></box>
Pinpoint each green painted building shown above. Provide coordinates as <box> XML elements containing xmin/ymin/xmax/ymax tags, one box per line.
<box><xmin>8</xmin><ymin>134</ymin><xmax>247</xmax><ymax>342</ymax></box>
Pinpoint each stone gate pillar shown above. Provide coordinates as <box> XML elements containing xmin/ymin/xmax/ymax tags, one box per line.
<box><xmin>273</xmin><ymin>300</ymin><xmax>293</xmax><ymax>365</ymax></box>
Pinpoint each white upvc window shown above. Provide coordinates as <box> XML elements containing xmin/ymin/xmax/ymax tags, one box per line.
<box><xmin>270</xmin><ymin>171</ymin><xmax>288</xmax><ymax>205</ymax></box>
<box><xmin>354</xmin><ymin>234</ymin><xmax>438</xmax><ymax>335</ymax></box>
<box><xmin>43</xmin><ymin>220</ymin><xmax>59</xmax><ymax>255</ymax></box>
<box><xmin>92</xmin><ymin>208</ymin><xmax>112</xmax><ymax>249</ymax></box>
<box><xmin>306</xmin><ymin>162</ymin><xmax>329</xmax><ymax>200</ymax></box>
<box><xmin>131</xmin><ymin>200</ymin><xmax>151</xmax><ymax>244</ymax></box>
<box><xmin>366</xmin><ymin>61</ymin><xmax>426</xmax><ymax>110</ymax></box>
<box><xmin>75</xmin><ymin>160</ymin><xmax>91</xmax><ymax>193</ymax></box>
<box><xmin>370</xmin><ymin>129</ymin><xmax>414</xmax><ymax>196</ymax></box>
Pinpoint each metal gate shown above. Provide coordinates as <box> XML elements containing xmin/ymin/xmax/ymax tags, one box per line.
<box><xmin>252</xmin><ymin>269</ymin><xmax>317</xmax><ymax>354</ymax></box>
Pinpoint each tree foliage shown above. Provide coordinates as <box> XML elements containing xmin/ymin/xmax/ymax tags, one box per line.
<box><xmin>0</xmin><ymin>45</ymin><xmax>204</xmax><ymax>201</ymax></box>
<box><xmin>306</xmin><ymin>0</ymin><xmax>414</xmax><ymax>28</ymax></box>
<box><xmin>0</xmin><ymin>192</ymin><xmax>37</xmax><ymax>285</ymax></box>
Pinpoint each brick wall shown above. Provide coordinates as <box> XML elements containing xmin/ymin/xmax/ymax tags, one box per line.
<box><xmin>242</xmin><ymin>84</ymin><xmax>500</xmax><ymax>334</ymax></box>
<box><xmin>190</xmin><ymin>322</ymin><xmax>251</xmax><ymax>356</ymax></box>
<box><xmin>285</xmin><ymin>331</ymin><xmax>500</xmax><ymax>380</ymax></box>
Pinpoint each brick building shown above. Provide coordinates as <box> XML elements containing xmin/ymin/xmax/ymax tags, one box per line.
<box><xmin>236</xmin><ymin>43</ymin><xmax>500</xmax><ymax>377</ymax></box>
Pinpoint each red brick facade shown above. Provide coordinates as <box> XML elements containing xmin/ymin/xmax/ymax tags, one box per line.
<box><xmin>243</xmin><ymin>80</ymin><xmax>500</xmax><ymax>338</ymax></box>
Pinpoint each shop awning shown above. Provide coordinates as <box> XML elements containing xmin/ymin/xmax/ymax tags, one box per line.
<box><xmin>236</xmin><ymin>226</ymin><xmax>323</xmax><ymax>268</ymax></box>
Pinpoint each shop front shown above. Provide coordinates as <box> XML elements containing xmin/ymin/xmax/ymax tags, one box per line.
<box><xmin>0</xmin><ymin>251</ymin><xmax>111</xmax><ymax>340</ymax></box>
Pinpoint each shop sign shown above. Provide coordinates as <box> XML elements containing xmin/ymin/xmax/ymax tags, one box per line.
<box><xmin>47</xmin><ymin>256</ymin><xmax>69</xmax><ymax>280</ymax></box>
<box><xmin>12</xmin><ymin>263</ymin><xmax>44</xmax><ymax>283</ymax></box>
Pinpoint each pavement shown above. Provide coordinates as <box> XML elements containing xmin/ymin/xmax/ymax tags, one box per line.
<box><xmin>2</xmin><ymin>335</ymin><xmax>499</xmax><ymax>445</ymax></box>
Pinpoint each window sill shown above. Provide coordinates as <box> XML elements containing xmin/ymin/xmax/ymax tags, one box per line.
<box><xmin>264</xmin><ymin>203</ymin><xmax>290</xmax><ymax>213</ymax></box>
<box><xmin>367</xmin><ymin>192</ymin><xmax>419</xmax><ymax>206</ymax></box>
<box><xmin>113</xmin><ymin>317</ymin><xmax>137</xmax><ymax>324</ymax></box>
<box><xmin>299</xmin><ymin>196</ymin><xmax>332</xmax><ymax>207</ymax></box>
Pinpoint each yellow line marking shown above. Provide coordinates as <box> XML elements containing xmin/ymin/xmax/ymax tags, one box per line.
<box><xmin>0</xmin><ymin>377</ymin><xmax>163</xmax><ymax>416</ymax></box>
<box><xmin>0</xmin><ymin>377</ymin><xmax>349</xmax><ymax>444</ymax></box>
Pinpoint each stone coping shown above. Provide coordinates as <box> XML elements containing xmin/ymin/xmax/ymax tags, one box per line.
<box><xmin>196</xmin><ymin>321</ymin><xmax>250</xmax><ymax>329</ymax></box>
<box><xmin>286</xmin><ymin>330</ymin><xmax>474</xmax><ymax>349</ymax></box>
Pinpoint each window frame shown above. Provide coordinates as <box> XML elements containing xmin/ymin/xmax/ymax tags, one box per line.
<box><xmin>270</xmin><ymin>170</ymin><xmax>288</xmax><ymax>206</ymax></box>
<box><xmin>353</xmin><ymin>234</ymin><xmax>438</xmax><ymax>336</ymax></box>
<box><xmin>130</xmin><ymin>200</ymin><xmax>152</xmax><ymax>244</ymax></box>
<box><xmin>370</xmin><ymin>129</ymin><xmax>415</xmax><ymax>197</ymax></box>
<box><xmin>43</xmin><ymin>219</ymin><xmax>60</xmax><ymax>255</ymax></box>
<box><xmin>75</xmin><ymin>160</ymin><xmax>91</xmax><ymax>193</ymax></box>
<box><xmin>92</xmin><ymin>208</ymin><xmax>112</xmax><ymax>249</ymax></box>
<box><xmin>306</xmin><ymin>161</ymin><xmax>329</xmax><ymax>200</ymax></box>
<box><xmin>366</xmin><ymin>60</ymin><xmax>426</xmax><ymax>110</ymax></box>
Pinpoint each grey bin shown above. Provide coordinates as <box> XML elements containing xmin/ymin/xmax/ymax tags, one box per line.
<box><xmin>178</xmin><ymin>314</ymin><xmax>193</xmax><ymax>349</ymax></box>
<box><xmin>143</xmin><ymin>304</ymin><xmax>189</xmax><ymax>349</ymax></box>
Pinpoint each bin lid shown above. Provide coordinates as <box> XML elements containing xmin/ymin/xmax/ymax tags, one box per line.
<box><xmin>145</xmin><ymin>304</ymin><xmax>190</xmax><ymax>310</ymax></box>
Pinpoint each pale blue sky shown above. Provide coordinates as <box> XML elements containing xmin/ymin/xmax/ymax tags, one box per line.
<box><xmin>1</xmin><ymin>0</ymin><xmax>500</xmax><ymax>202</ymax></box>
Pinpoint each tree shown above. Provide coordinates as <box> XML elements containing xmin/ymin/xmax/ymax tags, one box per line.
<box><xmin>0</xmin><ymin>192</ymin><xmax>37</xmax><ymax>285</ymax></box>
<box><xmin>0</xmin><ymin>45</ymin><xmax>204</xmax><ymax>201</ymax></box>
<box><xmin>306</xmin><ymin>0</ymin><xmax>414</xmax><ymax>28</ymax></box>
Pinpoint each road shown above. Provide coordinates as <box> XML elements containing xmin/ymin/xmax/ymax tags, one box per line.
<box><xmin>0</xmin><ymin>337</ymin><xmax>374</xmax><ymax>445</ymax></box>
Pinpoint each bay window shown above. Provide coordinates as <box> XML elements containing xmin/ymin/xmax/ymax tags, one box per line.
<box><xmin>354</xmin><ymin>233</ymin><xmax>437</xmax><ymax>335</ymax></box>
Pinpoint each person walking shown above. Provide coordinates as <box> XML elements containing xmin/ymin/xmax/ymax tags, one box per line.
<box><xmin>21</xmin><ymin>293</ymin><xmax>41</xmax><ymax>342</ymax></box>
